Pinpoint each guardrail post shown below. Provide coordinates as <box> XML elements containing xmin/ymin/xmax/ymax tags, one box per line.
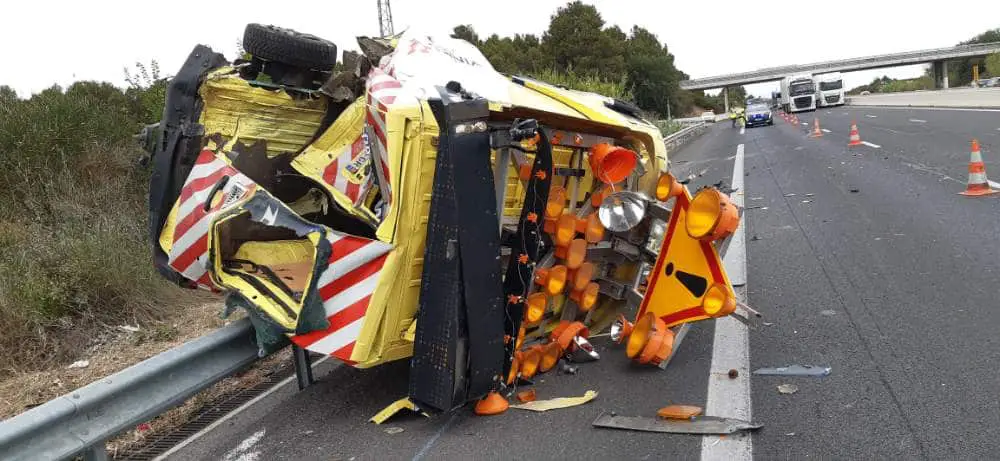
<box><xmin>82</xmin><ymin>444</ymin><xmax>108</xmax><ymax>461</ymax></box>
<box><xmin>293</xmin><ymin>344</ymin><xmax>314</xmax><ymax>390</ymax></box>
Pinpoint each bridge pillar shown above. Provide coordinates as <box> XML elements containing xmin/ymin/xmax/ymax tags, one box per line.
<box><xmin>933</xmin><ymin>60</ymin><xmax>950</xmax><ymax>89</ymax></box>
<box><xmin>723</xmin><ymin>87</ymin><xmax>729</xmax><ymax>113</ymax></box>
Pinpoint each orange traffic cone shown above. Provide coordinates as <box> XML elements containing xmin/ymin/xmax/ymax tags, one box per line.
<box><xmin>847</xmin><ymin>121</ymin><xmax>863</xmax><ymax>146</ymax></box>
<box><xmin>959</xmin><ymin>139</ymin><xmax>998</xmax><ymax>196</ymax></box>
<box><xmin>810</xmin><ymin>118</ymin><xmax>823</xmax><ymax>138</ymax></box>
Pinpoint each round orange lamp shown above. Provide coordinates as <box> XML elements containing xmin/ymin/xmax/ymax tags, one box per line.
<box><xmin>520</xmin><ymin>345</ymin><xmax>543</xmax><ymax>379</ymax></box>
<box><xmin>702</xmin><ymin>283</ymin><xmax>736</xmax><ymax>317</ymax></box>
<box><xmin>656</xmin><ymin>173</ymin><xmax>684</xmax><ymax>201</ymax></box>
<box><xmin>524</xmin><ymin>293</ymin><xmax>547</xmax><ymax>323</ymax></box>
<box><xmin>540</xmin><ymin>342</ymin><xmax>562</xmax><ymax>372</ymax></box>
<box><xmin>589</xmin><ymin>143</ymin><xmax>638</xmax><ymax>185</ymax></box>
<box><xmin>566</xmin><ymin>239</ymin><xmax>587</xmax><ymax>269</ymax></box>
<box><xmin>686</xmin><ymin>187</ymin><xmax>740</xmax><ymax>242</ymax></box>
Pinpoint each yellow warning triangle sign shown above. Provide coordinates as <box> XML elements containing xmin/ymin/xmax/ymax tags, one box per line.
<box><xmin>638</xmin><ymin>189</ymin><xmax>733</xmax><ymax>328</ymax></box>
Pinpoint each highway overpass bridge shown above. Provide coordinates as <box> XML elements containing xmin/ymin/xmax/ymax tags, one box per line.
<box><xmin>680</xmin><ymin>42</ymin><xmax>1000</xmax><ymax>92</ymax></box>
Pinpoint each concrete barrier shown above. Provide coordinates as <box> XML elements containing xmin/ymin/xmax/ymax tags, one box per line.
<box><xmin>847</xmin><ymin>87</ymin><xmax>1000</xmax><ymax>108</ymax></box>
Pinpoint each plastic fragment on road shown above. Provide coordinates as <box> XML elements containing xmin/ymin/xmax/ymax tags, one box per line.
<box><xmin>777</xmin><ymin>384</ymin><xmax>799</xmax><ymax>394</ymax></box>
<box><xmin>370</xmin><ymin>397</ymin><xmax>429</xmax><ymax>424</ymax></box>
<box><xmin>516</xmin><ymin>389</ymin><xmax>537</xmax><ymax>403</ymax></box>
<box><xmin>593</xmin><ymin>413</ymin><xmax>761</xmax><ymax>435</ymax></box>
<box><xmin>657</xmin><ymin>405</ymin><xmax>703</xmax><ymax>419</ymax></box>
<box><xmin>67</xmin><ymin>360</ymin><xmax>90</xmax><ymax>369</ymax></box>
<box><xmin>475</xmin><ymin>392</ymin><xmax>510</xmax><ymax>416</ymax></box>
<box><xmin>511</xmin><ymin>390</ymin><xmax>597</xmax><ymax>412</ymax></box>
<box><xmin>384</xmin><ymin>427</ymin><xmax>404</xmax><ymax>434</ymax></box>
<box><xmin>754</xmin><ymin>365</ymin><xmax>831</xmax><ymax>377</ymax></box>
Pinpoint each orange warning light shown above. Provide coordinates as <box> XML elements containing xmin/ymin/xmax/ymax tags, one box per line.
<box><xmin>687</xmin><ymin>187</ymin><xmax>739</xmax><ymax>242</ymax></box>
<box><xmin>520</xmin><ymin>345</ymin><xmax>543</xmax><ymax>378</ymax></box>
<box><xmin>540</xmin><ymin>342</ymin><xmax>562</xmax><ymax>372</ymax></box>
<box><xmin>565</xmin><ymin>238</ymin><xmax>587</xmax><ymax>269</ymax></box>
<box><xmin>656</xmin><ymin>173</ymin><xmax>683</xmax><ymax>201</ymax></box>
<box><xmin>702</xmin><ymin>283</ymin><xmax>736</xmax><ymax>317</ymax></box>
<box><xmin>589</xmin><ymin>143</ymin><xmax>637</xmax><ymax>185</ymax></box>
<box><xmin>525</xmin><ymin>293</ymin><xmax>547</xmax><ymax>323</ymax></box>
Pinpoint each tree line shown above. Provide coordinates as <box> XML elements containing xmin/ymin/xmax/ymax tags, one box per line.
<box><xmin>451</xmin><ymin>1</ymin><xmax>731</xmax><ymax>117</ymax></box>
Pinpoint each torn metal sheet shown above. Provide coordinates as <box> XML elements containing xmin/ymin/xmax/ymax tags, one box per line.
<box><xmin>753</xmin><ymin>365</ymin><xmax>831</xmax><ymax>377</ymax></box>
<box><xmin>510</xmin><ymin>390</ymin><xmax>597</xmax><ymax>412</ymax></box>
<box><xmin>593</xmin><ymin>413</ymin><xmax>761</xmax><ymax>434</ymax></box>
<box><xmin>370</xmin><ymin>397</ymin><xmax>429</xmax><ymax>424</ymax></box>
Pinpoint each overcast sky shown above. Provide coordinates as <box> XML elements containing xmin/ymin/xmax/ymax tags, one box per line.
<box><xmin>3</xmin><ymin>1</ymin><xmax>998</xmax><ymax>98</ymax></box>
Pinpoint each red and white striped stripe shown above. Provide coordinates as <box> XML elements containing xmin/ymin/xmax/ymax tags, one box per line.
<box><xmin>320</xmin><ymin>134</ymin><xmax>373</xmax><ymax>207</ymax></box>
<box><xmin>290</xmin><ymin>232</ymin><xmax>392</xmax><ymax>363</ymax></box>
<box><xmin>365</xmin><ymin>67</ymin><xmax>402</xmax><ymax>212</ymax></box>
<box><xmin>167</xmin><ymin>150</ymin><xmax>255</xmax><ymax>289</ymax></box>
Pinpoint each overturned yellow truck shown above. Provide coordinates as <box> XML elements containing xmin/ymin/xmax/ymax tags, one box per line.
<box><xmin>147</xmin><ymin>24</ymin><xmax>740</xmax><ymax>413</ymax></box>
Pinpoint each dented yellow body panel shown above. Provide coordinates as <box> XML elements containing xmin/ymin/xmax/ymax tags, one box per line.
<box><xmin>199</xmin><ymin>68</ymin><xmax>328</xmax><ymax>157</ymax></box>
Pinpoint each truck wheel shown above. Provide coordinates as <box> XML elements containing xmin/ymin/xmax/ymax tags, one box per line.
<box><xmin>243</xmin><ymin>23</ymin><xmax>338</xmax><ymax>70</ymax></box>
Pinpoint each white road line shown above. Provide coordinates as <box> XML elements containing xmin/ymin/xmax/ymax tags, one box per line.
<box><xmin>909</xmin><ymin>119</ymin><xmax>927</xmax><ymax>123</ymax></box>
<box><xmin>724</xmin><ymin>143</ymin><xmax>746</xmax><ymax>286</ymax></box>
<box><xmin>866</xmin><ymin>114</ymin><xmax>878</xmax><ymax>118</ymax></box>
<box><xmin>701</xmin><ymin>143</ymin><xmax>752</xmax><ymax>461</ymax></box>
<box><xmin>821</xmin><ymin>128</ymin><xmax>831</xmax><ymax>133</ymax></box>
<box><xmin>861</xmin><ymin>141</ymin><xmax>881</xmax><ymax>148</ymax></box>
<box><xmin>740</xmin><ymin>126</ymin><xmax>745</xmax><ymax>135</ymax></box>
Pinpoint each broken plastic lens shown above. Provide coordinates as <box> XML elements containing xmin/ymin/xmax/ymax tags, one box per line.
<box><xmin>540</xmin><ymin>342</ymin><xmax>562</xmax><ymax>372</ymax></box>
<box><xmin>655</xmin><ymin>173</ymin><xmax>682</xmax><ymax>201</ymax></box>
<box><xmin>572</xmin><ymin>262</ymin><xmax>595</xmax><ymax>291</ymax></box>
<box><xmin>645</xmin><ymin>219</ymin><xmax>667</xmax><ymax>254</ymax></box>
<box><xmin>521</xmin><ymin>346</ymin><xmax>543</xmax><ymax>378</ymax></box>
<box><xmin>546</xmin><ymin>265</ymin><xmax>568</xmax><ymax>296</ymax></box>
<box><xmin>578</xmin><ymin>282</ymin><xmax>600</xmax><ymax>312</ymax></box>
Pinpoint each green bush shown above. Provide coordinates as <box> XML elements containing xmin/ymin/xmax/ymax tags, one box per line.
<box><xmin>528</xmin><ymin>67</ymin><xmax>633</xmax><ymax>101</ymax></box>
<box><xmin>0</xmin><ymin>76</ymin><xmax>198</xmax><ymax>374</ymax></box>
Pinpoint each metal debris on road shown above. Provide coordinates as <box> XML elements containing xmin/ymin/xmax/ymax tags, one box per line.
<box><xmin>746</xmin><ymin>206</ymin><xmax>768</xmax><ymax>210</ymax></box>
<box><xmin>820</xmin><ymin>309</ymin><xmax>836</xmax><ymax>317</ymax></box>
<box><xmin>805</xmin><ymin>193</ymin><xmax>814</xmax><ymax>197</ymax></box>
<box><xmin>750</xmin><ymin>235</ymin><xmax>761</xmax><ymax>241</ymax></box>
<box><xmin>593</xmin><ymin>413</ymin><xmax>762</xmax><ymax>435</ymax></box>
<box><xmin>755</xmin><ymin>365</ymin><xmax>831</xmax><ymax>377</ymax></box>
<box><xmin>784</xmin><ymin>193</ymin><xmax>796</xmax><ymax>197</ymax></box>
<box><xmin>750</xmin><ymin>197</ymin><xmax>764</xmax><ymax>200</ymax></box>
<box><xmin>777</xmin><ymin>384</ymin><xmax>799</xmax><ymax>394</ymax></box>
<box><xmin>762</xmin><ymin>322</ymin><xmax>774</xmax><ymax>326</ymax></box>
<box><xmin>511</xmin><ymin>390</ymin><xmax>597</xmax><ymax>412</ymax></box>
<box><xmin>801</xmin><ymin>200</ymin><xmax>812</xmax><ymax>203</ymax></box>
<box><xmin>384</xmin><ymin>427</ymin><xmax>404</xmax><ymax>434</ymax></box>
<box><xmin>67</xmin><ymin>360</ymin><xmax>90</xmax><ymax>369</ymax></box>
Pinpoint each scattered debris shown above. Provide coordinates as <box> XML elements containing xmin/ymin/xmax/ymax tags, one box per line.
<box><xmin>850</xmin><ymin>188</ymin><xmax>859</xmax><ymax>193</ymax></box>
<box><xmin>559</xmin><ymin>363</ymin><xmax>578</xmax><ymax>375</ymax></box>
<box><xmin>657</xmin><ymin>405</ymin><xmax>703</xmax><ymax>419</ymax></box>
<box><xmin>783</xmin><ymin>193</ymin><xmax>797</xmax><ymax>197</ymax></box>
<box><xmin>511</xmin><ymin>390</ymin><xmax>597</xmax><ymax>412</ymax></box>
<box><xmin>516</xmin><ymin>389</ymin><xmax>537</xmax><ymax>403</ymax></box>
<box><xmin>136</xmin><ymin>423</ymin><xmax>151</xmax><ymax>433</ymax></box>
<box><xmin>762</xmin><ymin>322</ymin><xmax>774</xmax><ymax>326</ymax></box>
<box><xmin>370</xmin><ymin>397</ymin><xmax>429</xmax><ymax>424</ymax></box>
<box><xmin>750</xmin><ymin>197</ymin><xmax>764</xmax><ymax>201</ymax></box>
<box><xmin>755</xmin><ymin>365</ymin><xmax>831</xmax><ymax>377</ymax></box>
<box><xmin>567</xmin><ymin>336</ymin><xmax>600</xmax><ymax>362</ymax></box>
<box><xmin>801</xmin><ymin>200</ymin><xmax>812</xmax><ymax>203</ymax></box>
<box><xmin>118</xmin><ymin>325</ymin><xmax>141</xmax><ymax>333</ymax></box>
<box><xmin>750</xmin><ymin>235</ymin><xmax>761</xmax><ymax>242</ymax></box>
<box><xmin>384</xmin><ymin>427</ymin><xmax>404</xmax><ymax>435</ymax></box>
<box><xmin>805</xmin><ymin>193</ymin><xmax>814</xmax><ymax>197</ymax></box>
<box><xmin>593</xmin><ymin>413</ymin><xmax>762</xmax><ymax>435</ymax></box>
<box><xmin>777</xmin><ymin>384</ymin><xmax>799</xmax><ymax>394</ymax></box>
<box><xmin>67</xmin><ymin>360</ymin><xmax>90</xmax><ymax>369</ymax></box>
<box><xmin>786</xmin><ymin>432</ymin><xmax>796</xmax><ymax>436</ymax></box>
<box><xmin>746</xmin><ymin>206</ymin><xmax>768</xmax><ymax>210</ymax></box>
<box><xmin>820</xmin><ymin>309</ymin><xmax>837</xmax><ymax>317</ymax></box>
<box><xmin>728</xmin><ymin>369</ymin><xmax>739</xmax><ymax>379</ymax></box>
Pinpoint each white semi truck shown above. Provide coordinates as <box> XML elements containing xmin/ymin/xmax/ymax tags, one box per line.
<box><xmin>780</xmin><ymin>74</ymin><xmax>816</xmax><ymax>112</ymax></box>
<box><xmin>814</xmin><ymin>72</ymin><xmax>845</xmax><ymax>107</ymax></box>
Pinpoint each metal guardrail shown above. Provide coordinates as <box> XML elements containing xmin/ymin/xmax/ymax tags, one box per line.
<box><xmin>662</xmin><ymin>121</ymin><xmax>709</xmax><ymax>154</ymax></box>
<box><xmin>0</xmin><ymin>319</ymin><xmax>262</xmax><ymax>461</ymax></box>
<box><xmin>681</xmin><ymin>41</ymin><xmax>1000</xmax><ymax>90</ymax></box>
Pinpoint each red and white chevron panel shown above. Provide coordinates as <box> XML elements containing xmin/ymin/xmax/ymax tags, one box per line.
<box><xmin>290</xmin><ymin>232</ymin><xmax>392</xmax><ymax>363</ymax></box>
<box><xmin>365</xmin><ymin>67</ymin><xmax>402</xmax><ymax>212</ymax></box>
<box><xmin>320</xmin><ymin>133</ymin><xmax>373</xmax><ymax>207</ymax></box>
<box><xmin>167</xmin><ymin>150</ymin><xmax>255</xmax><ymax>289</ymax></box>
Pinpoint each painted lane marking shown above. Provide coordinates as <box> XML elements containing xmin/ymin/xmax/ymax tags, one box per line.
<box><xmin>740</xmin><ymin>125</ymin><xmax>745</xmax><ymax>135</ymax></box>
<box><xmin>909</xmin><ymin>119</ymin><xmax>927</xmax><ymax>123</ymax></box>
<box><xmin>821</xmin><ymin>128</ymin><xmax>831</xmax><ymax>133</ymax></box>
<box><xmin>701</xmin><ymin>143</ymin><xmax>752</xmax><ymax>461</ymax></box>
<box><xmin>861</xmin><ymin>141</ymin><xmax>881</xmax><ymax>148</ymax></box>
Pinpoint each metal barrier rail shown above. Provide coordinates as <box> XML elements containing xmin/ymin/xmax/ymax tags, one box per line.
<box><xmin>0</xmin><ymin>319</ymin><xmax>262</xmax><ymax>461</ymax></box>
<box><xmin>662</xmin><ymin>121</ymin><xmax>709</xmax><ymax>155</ymax></box>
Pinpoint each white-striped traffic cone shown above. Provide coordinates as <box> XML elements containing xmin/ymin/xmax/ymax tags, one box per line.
<box><xmin>847</xmin><ymin>121</ymin><xmax>862</xmax><ymax>146</ymax></box>
<box><xmin>959</xmin><ymin>139</ymin><xmax>998</xmax><ymax>196</ymax></box>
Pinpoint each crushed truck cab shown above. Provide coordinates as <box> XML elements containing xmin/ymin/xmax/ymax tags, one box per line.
<box><xmin>147</xmin><ymin>25</ymin><xmax>739</xmax><ymax>413</ymax></box>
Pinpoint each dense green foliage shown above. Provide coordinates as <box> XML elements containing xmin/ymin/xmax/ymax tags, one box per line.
<box><xmin>951</xmin><ymin>29</ymin><xmax>1000</xmax><ymax>86</ymax></box>
<box><xmin>985</xmin><ymin>53</ymin><xmax>1000</xmax><ymax>78</ymax></box>
<box><xmin>0</xmin><ymin>64</ymin><xmax>199</xmax><ymax>373</ymax></box>
<box><xmin>452</xmin><ymin>1</ymin><xmax>712</xmax><ymax>117</ymax></box>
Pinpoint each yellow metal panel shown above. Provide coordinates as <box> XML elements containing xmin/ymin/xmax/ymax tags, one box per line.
<box><xmin>198</xmin><ymin>68</ymin><xmax>327</xmax><ymax>157</ymax></box>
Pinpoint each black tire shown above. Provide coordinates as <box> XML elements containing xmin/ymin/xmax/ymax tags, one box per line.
<box><xmin>243</xmin><ymin>23</ymin><xmax>338</xmax><ymax>70</ymax></box>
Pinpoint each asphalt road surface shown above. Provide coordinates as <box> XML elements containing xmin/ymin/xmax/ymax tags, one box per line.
<box><xmin>164</xmin><ymin>105</ymin><xmax>1000</xmax><ymax>460</ymax></box>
